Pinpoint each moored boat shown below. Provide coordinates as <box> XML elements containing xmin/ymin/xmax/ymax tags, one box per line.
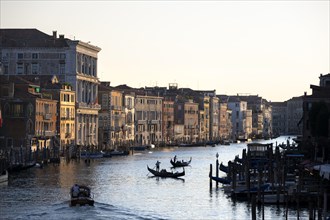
<box><xmin>80</xmin><ymin>151</ymin><xmax>104</xmax><ymax>159</ymax></box>
<box><xmin>147</xmin><ymin>166</ymin><xmax>185</xmax><ymax>178</ymax></box>
<box><xmin>70</xmin><ymin>184</ymin><xmax>94</xmax><ymax>206</ymax></box>
<box><xmin>219</xmin><ymin>162</ymin><xmax>229</xmax><ymax>173</ymax></box>
<box><xmin>209</xmin><ymin>175</ymin><xmax>231</xmax><ymax>185</ymax></box>
<box><xmin>0</xmin><ymin>170</ymin><xmax>8</xmax><ymax>184</ymax></box>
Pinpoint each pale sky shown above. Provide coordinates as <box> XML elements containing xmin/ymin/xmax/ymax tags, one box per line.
<box><xmin>1</xmin><ymin>1</ymin><xmax>329</xmax><ymax>102</ymax></box>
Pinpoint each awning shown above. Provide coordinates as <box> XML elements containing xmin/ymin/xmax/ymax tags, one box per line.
<box><xmin>313</xmin><ymin>164</ymin><xmax>330</xmax><ymax>180</ymax></box>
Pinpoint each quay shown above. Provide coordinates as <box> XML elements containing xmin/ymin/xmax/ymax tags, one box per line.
<box><xmin>209</xmin><ymin>141</ymin><xmax>330</xmax><ymax>219</ymax></box>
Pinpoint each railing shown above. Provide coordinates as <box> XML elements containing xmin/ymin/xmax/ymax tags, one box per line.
<box><xmin>77</xmin><ymin>102</ymin><xmax>101</xmax><ymax>110</ymax></box>
<box><xmin>44</xmin><ymin>113</ymin><xmax>52</xmax><ymax>120</ymax></box>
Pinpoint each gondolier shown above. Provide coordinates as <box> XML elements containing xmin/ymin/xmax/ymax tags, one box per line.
<box><xmin>156</xmin><ymin>160</ymin><xmax>161</xmax><ymax>171</ymax></box>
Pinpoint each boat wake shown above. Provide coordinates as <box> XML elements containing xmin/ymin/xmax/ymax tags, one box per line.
<box><xmin>20</xmin><ymin>201</ymin><xmax>169</xmax><ymax>220</ymax></box>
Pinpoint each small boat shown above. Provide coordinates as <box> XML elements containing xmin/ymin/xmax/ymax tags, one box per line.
<box><xmin>8</xmin><ymin>162</ymin><xmax>36</xmax><ymax>173</ymax></box>
<box><xmin>147</xmin><ymin>166</ymin><xmax>185</xmax><ymax>178</ymax></box>
<box><xmin>209</xmin><ymin>175</ymin><xmax>231</xmax><ymax>185</ymax></box>
<box><xmin>170</xmin><ymin>157</ymin><xmax>192</xmax><ymax>167</ymax></box>
<box><xmin>130</xmin><ymin>145</ymin><xmax>149</xmax><ymax>151</ymax></box>
<box><xmin>70</xmin><ymin>184</ymin><xmax>94</xmax><ymax>206</ymax></box>
<box><xmin>103</xmin><ymin>150</ymin><xmax>129</xmax><ymax>157</ymax></box>
<box><xmin>0</xmin><ymin>170</ymin><xmax>8</xmax><ymax>184</ymax></box>
<box><xmin>80</xmin><ymin>151</ymin><xmax>104</xmax><ymax>159</ymax></box>
<box><xmin>219</xmin><ymin>162</ymin><xmax>229</xmax><ymax>173</ymax></box>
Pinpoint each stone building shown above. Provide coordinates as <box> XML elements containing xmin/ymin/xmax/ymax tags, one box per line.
<box><xmin>199</xmin><ymin>96</ymin><xmax>210</xmax><ymax>142</ymax></box>
<box><xmin>0</xmin><ymin>77</ymin><xmax>57</xmax><ymax>163</ymax></box>
<box><xmin>162</xmin><ymin>98</ymin><xmax>175</xmax><ymax>144</ymax></box>
<box><xmin>183</xmin><ymin>99</ymin><xmax>199</xmax><ymax>143</ymax></box>
<box><xmin>302</xmin><ymin>73</ymin><xmax>330</xmax><ymax>161</ymax></box>
<box><xmin>286</xmin><ymin>96</ymin><xmax>303</xmax><ymax>135</ymax></box>
<box><xmin>210</xmin><ymin>96</ymin><xmax>220</xmax><ymax>141</ymax></box>
<box><xmin>218</xmin><ymin>96</ymin><xmax>232</xmax><ymax>140</ymax></box>
<box><xmin>42</xmin><ymin>76</ymin><xmax>76</xmax><ymax>153</ymax></box>
<box><xmin>135</xmin><ymin>95</ymin><xmax>163</xmax><ymax>146</ymax></box>
<box><xmin>124</xmin><ymin>93</ymin><xmax>135</xmax><ymax>146</ymax></box>
<box><xmin>0</xmin><ymin>29</ymin><xmax>101</xmax><ymax>150</ymax></box>
<box><xmin>271</xmin><ymin>101</ymin><xmax>287</xmax><ymax>136</ymax></box>
<box><xmin>228</xmin><ymin>96</ymin><xmax>252</xmax><ymax>140</ymax></box>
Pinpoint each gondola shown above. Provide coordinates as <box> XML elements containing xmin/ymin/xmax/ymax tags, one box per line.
<box><xmin>219</xmin><ymin>162</ymin><xmax>229</xmax><ymax>173</ymax></box>
<box><xmin>170</xmin><ymin>157</ymin><xmax>192</xmax><ymax>167</ymax></box>
<box><xmin>147</xmin><ymin>166</ymin><xmax>185</xmax><ymax>178</ymax></box>
<box><xmin>209</xmin><ymin>175</ymin><xmax>231</xmax><ymax>185</ymax></box>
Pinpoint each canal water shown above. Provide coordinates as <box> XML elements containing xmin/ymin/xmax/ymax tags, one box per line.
<box><xmin>1</xmin><ymin>136</ymin><xmax>308</xmax><ymax>220</ymax></box>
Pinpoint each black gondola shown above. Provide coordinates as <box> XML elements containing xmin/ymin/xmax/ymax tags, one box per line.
<box><xmin>147</xmin><ymin>166</ymin><xmax>185</xmax><ymax>178</ymax></box>
<box><xmin>209</xmin><ymin>175</ymin><xmax>231</xmax><ymax>185</ymax></box>
<box><xmin>219</xmin><ymin>162</ymin><xmax>229</xmax><ymax>173</ymax></box>
<box><xmin>170</xmin><ymin>157</ymin><xmax>192</xmax><ymax>167</ymax></box>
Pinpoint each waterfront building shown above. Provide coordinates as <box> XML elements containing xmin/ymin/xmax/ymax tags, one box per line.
<box><xmin>210</xmin><ymin>96</ymin><xmax>220</xmax><ymax>141</ymax></box>
<box><xmin>218</xmin><ymin>96</ymin><xmax>232</xmax><ymax>141</ymax></box>
<box><xmin>135</xmin><ymin>95</ymin><xmax>163</xmax><ymax>146</ymax></box>
<box><xmin>124</xmin><ymin>93</ymin><xmax>135</xmax><ymax>146</ymax></box>
<box><xmin>0</xmin><ymin>29</ymin><xmax>101</xmax><ymax>150</ymax></box>
<box><xmin>271</xmin><ymin>101</ymin><xmax>287</xmax><ymax>136</ymax></box>
<box><xmin>286</xmin><ymin>96</ymin><xmax>303</xmax><ymax>135</ymax></box>
<box><xmin>174</xmin><ymin>101</ymin><xmax>185</xmax><ymax>143</ymax></box>
<box><xmin>198</xmin><ymin>96</ymin><xmax>210</xmax><ymax>142</ymax></box>
<box><xmin>0</xmin><ymin>77</ymin><xmax>57</xmax><ymax>163</ymax></box>
<box><xmin>98</xmin><ymin>82</ymin><xmax>112</xmax><ymax>149</ymax></box>
<box><xmin>183</xmin><ymin>99</ymin><xmax>199</xmax><ymax>143</ymax></box>
<box><xmin>302</xmin><ymin>73</ymin><xmax>330</xmax><ymax>161</ymax></box>
<box><xmin>262</xmin><ymin>103</ymin><xmax>272</xmax><ymax>138</ymax></box>
<box><xmin>98</xmin><ymin>82</ymin><xmax>126</xmax><ymax>149</ymax></box>
<box><xmin>110</xmin><ymin>89</ymin><xmax>125</xmax><ymax>147</ymax></box>
<box><xmin>42</xmin><ymin>76</ymin><xmax>76</xmax><ymax>153</ymax></box>
<box><xmin>228</xmin><ymin>96</ymin><xmax>251</xmax><ymax>140</ymax></box>
<box><xmin>162</xmin><ymin>98</ymin><xmax>175</xmax><ymax>144</ymax></box>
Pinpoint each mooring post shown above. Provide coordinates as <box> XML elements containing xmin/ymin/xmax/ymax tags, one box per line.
<box><xmin>252</xmin><ymin>195</ymin><xmax>256</xmax><ymax>220</ymax></box>
<box><xmin>209</xmin><ymin>163</ymin><xmax>213</xmax><ymax>189</ymax></box>
<box><xmin>323</xmin><ymin>189</ymin><xmax>327</xmax><ymax>220</ymax></box>
<box><xmin>216</xmin><ymin>153</ymin><xmax>219</xmax><ymax>188</ymax></box>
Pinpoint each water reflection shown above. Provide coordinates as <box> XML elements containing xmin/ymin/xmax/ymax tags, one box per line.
<box><xmin>1</xmin><ymin>136</ymin><xmax>310</xmax><ymax>219</ymax></box>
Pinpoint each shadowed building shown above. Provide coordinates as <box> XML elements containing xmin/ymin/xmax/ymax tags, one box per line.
<box><xmin>0</xmin><ymin>29</ymin><xmax>101</xmax><ymax>151</ymax></box>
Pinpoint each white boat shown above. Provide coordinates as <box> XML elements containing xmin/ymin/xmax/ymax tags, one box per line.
<box><xmin>0</xmin><ymin>170</ymin><xmax>8</xmax><ymax>184</ymax></box>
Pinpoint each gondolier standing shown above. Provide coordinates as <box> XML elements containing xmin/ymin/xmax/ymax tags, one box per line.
<box><xmin>156</xmin><ymin>160</ymin><xmax>161</xmax><ymax>171</ymax></box>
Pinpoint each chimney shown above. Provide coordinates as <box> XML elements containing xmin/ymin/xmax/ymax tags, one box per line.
<box><xmin>53</xmin><ymin>31</ymin><xmax>57</xmax><ymax>39</ymax></box>
<box><xmin>59</xmin><ymin>34</ymin><xmax>65</xmax><ymax>39</ymax></box>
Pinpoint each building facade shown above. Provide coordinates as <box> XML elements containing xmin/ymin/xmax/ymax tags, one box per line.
<box><xmin>135</xmin><ymin>95</ymin><xmax>163</xmax><ymax>146</ymax></box>
<box><xmin>0</xmin><ymin>29</ymin><xmax>101</xmax><ymax>150</ymax></box>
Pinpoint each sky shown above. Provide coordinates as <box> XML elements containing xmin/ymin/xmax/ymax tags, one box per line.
<box><xmin>1</xmin><ymin>0</ymin><xmax>329</xmax><ymax>102</ymax></box>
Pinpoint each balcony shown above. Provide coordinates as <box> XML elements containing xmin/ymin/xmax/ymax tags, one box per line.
<box><xmin>77</xmin><ymin>102</ymin><xmax>101</xmax><ymax>110</ymax></box>
<box><xmin>44</xmin><ymin>130</ymin><xmax>55</xmax><ymax>136</ymax></box>
<box><xmin>44</xmin><ymin>113</ymin><xmax>52</xmax><ymax>120</ymax></box>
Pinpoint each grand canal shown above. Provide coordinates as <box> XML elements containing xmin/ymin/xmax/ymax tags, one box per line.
<box><xmin>1</xmin><ymin>136</ymin><xmax>308</xmax><ymax>220</ymax></box>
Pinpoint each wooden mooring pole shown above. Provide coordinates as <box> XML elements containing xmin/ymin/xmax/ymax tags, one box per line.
<box><xmin>209</xmin><ymin>163</ymin><xmax>213</xmax><ymax>189</ymax></box>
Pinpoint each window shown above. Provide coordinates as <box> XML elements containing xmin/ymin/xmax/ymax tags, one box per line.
<box><xmin>31</xmin><ymin>63</ymin><xmax>39</xmax><ymax>74</ymax></box>
<box><xmin>59</xmin><ymin>53</ymin><xmax>66</xmax><ymax>59</ymax></box>
<box><xmin>17</xmin><ymin>53</ymin><xmax>23</xmax><ymax>59</ymax></box>
<box><xmin>3</xmin><ymin>64</ymin><xmax>8</xmax><ymax>75</ymax></box>
<box><xmin>32</xmin><ymin>53</ymin><xmax>38</xmax><ymax>59</ymax></box>
<box><xmin>17</xmin><ymin>63</ymin><xmax>23</xmax><ymax>74</ymax></box>
<box><xmin>59</xmin><ymin>63</ymin><xmax>65</xmax><ymax>75</ymax></box>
